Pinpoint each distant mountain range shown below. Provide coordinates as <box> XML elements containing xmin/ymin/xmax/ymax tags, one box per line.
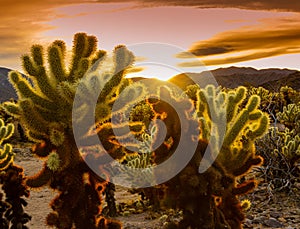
<box><xmin>1</xmin><ymin>66</ymin><xmax>299</xmax><ymax>103</ymax></box>
<box><xmin>0</xmin><ymin>67</ymin><xmax>18</xmax><ymax>102</ymax></box>
<box><xmin>169</xmin><ymin>66</ymin><xmax>300</xmax><ymax>91</ymax></box>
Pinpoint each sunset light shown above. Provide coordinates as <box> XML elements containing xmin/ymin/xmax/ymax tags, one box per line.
<box><xmin>1</xmin><ymin>2</ymin><xmax>300</xmax><ymax>228</ymax></box>
<box><xmin>1</xmin><ymin>1</ymin><xmax>300</xmax><ymax>77</ymax></box>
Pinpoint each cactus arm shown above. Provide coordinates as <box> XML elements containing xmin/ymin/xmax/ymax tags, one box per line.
<box><xmin>48</xmin><ymin>44</ymin><xmax>67</xmax><ymax>83</ymax></box>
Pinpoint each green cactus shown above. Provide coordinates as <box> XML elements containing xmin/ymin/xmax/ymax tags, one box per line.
<box><xmin>197</xmin><ymin>85</ymin><xmax>268</xmax><ymax>228</ymax></box>
<box><xmin>280</xmin><ymin>86</ymin><xmax>300</xmax><ymax>105</ymax></box>
<box><xmin>3</xmin><ymin>33</ymin><xmax>147</xmax><ymax>229</ymax></box>
<box><xmin>185</xmin><ymin>84</ymin><xmax>200</xmax><ymax>102</ymax></box>
<box><xmin>0</xmin><ymin>119</ymin><xmax>14</xmax><ymax>170</ymax></box>
<box><xmin>256</xmin><ymin>126</ymin><xmax>300</xmax><ymax>192</ymax></box>
<box><xmin>246</xmin><ymin>86</ymin><xmax>286</xmax><ymax>121</ymax></box>
<box><xmin>147</xmin><ymin>85</ymin><xmax>269</xmax><ymax>229</ymax></box>
<box><xmin>196</xmin><ymin>85</ymin><xmax>269</xmax><ymax>175</ymax></box>
<box><xmin>129</xmin><ymin>101</ymin><xmax>154</xmax><ymax>128</ymax></box>
<box><xmin>122</xmin><ymin>125</ymin><xmax>157</xmax><ymax>187</ymax></box>
<box><xmin>0</xmin><ymin>118</ymin><xmax>31</xmax><ymax>228</ymax></box>
<box><xmin>278</xmin><ymin>129</ymin><xmax>300</xmax><ymax>160</ymax></box>
<box><xmin>277</xmin><ymin>103</ymin><xmax>300</xmax><ymax>132</ymax></box>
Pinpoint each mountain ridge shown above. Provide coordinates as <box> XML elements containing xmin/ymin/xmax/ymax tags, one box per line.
<box><xmin>1</xmin><ymin>66</ymin><xmax>299</xmax><ymax>103</ymax></box>
<box><xmin>169</xmin><ymin>66</ymin><xmax>299</xmax><ymax>90</ymax></box>
<box><xmin>0</xmin><ymin>67</ymin><xmax>18</xmax><ymax>102</ymax></box>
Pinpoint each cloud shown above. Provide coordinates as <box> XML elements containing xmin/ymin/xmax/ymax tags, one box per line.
<box><xmin>181</xmin><ymin>46</ymin><xmax>233</xmax><ymax>57</ymax></box>
<box><xmin>0</xmin><ymin>0</ymin><xmax>93</xmax><ymax>70</ymax></box>
<box><xmin>177</xmin><ymin>17</ymin><xmax>300</xmax><ymax>67</ymax></box>
<box><xmin>95</xmin><ymin>0</ymin><xmax>300</xmax><ymax>12</ymax></box>
<box><xmin>2</xmin><ymin>0</ymin><xmax>300</xmax><ymax>70</ymax></box>
<box><xmin>178</xmin><ymin>48</ymin><xmax>300</xmax><ymax>67</ymax></box>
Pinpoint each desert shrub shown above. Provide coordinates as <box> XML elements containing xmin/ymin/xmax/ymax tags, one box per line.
<box><xmin>246</xmin><ymin>86</ymin><xmax>286</xmax><ymax>121</ymax></box>
<box><xmin>256</xmin><ymin>127</ymin><xmax>300</xmax><ymax>193</ymax></box>
<box><xmin>280</xmin><ymin>86</ymin><xmax>300</xmax><ymax>105</ymax></box>
<box><xmin>277</xmin><ymin>103</ymin><xmax>300</xmax><ymax>132</ymax></box>
<box><xmin>256</xmin><ymin>100</ymin><xmax>300</xmax><ymax>194</ymax></box>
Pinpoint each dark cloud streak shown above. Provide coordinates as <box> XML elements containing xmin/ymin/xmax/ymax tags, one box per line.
<box><xmin>177</xmin><ymin>18</ymin><xmax>300</xmax><ymax>66</ymax></box>
<box><xmin>96</xmin><ymin>0</ymin><xmax>300</xmax><ymax>12</ymax></box>
<box><xmin>0</xmin><ymin>0</ymin><xmax>95</xmax><ymax>69</ymax></box>
<box><xmin>191</xmin><ymin>46</ymin><xmax>233</xmax><ymax>56</ymax></box>
<box><xmin>1</xmin><ymin>0</ymin><xmax>300</xmax><ymax>69</ymax></box>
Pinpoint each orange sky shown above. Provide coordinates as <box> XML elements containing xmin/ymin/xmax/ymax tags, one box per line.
<box><xmin>1</xmin><ymin>1</ymin><xmax>300</xmax><ymax>80</ymax></box>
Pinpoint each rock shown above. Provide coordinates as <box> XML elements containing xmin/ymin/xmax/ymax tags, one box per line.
<box><xmin>285</xmin><ymin>215</ymin><xmax>296</xmax><ymax>220</ymax></box>
<box><xmin>294</xmin><ymin>182</ymin><xmax>300</xmax><ymax>190</ymax></box>
<box><xmin>264</xmin><ymin>218</ymin><xmax>284</xmax><ymax>228</ymax></box>
<box><xmin>124</xmin><ymin>226</ymin><xmax>141</xmax><ymax>229</ymax></box>
<box><xmin>290</xmin><ymin>209</ymin><xmax>300</xmax><ymax>215</ymax></box>
<box><xmin>286</xmin><ymin>226</ymin><xmax>295</xmax><ymax>229</ymax></box>
<box><xmin>255</xmin><ymin>208</ymin><xmax>264</xmax><ymax>213</ymax></box>
<box><xmin>278</xmin><ymin>217</ymin><xmax>287</xmax><ymax>223</ymax></box>
<box><xmin>270</xmin><ymin>211</ymin><xmax>282</xmax><ymax>218</ymax></box>
<box><xmin>252</xmin><ymin>216</ymin><xmax>267</xmax><ymax>224</ymax></box>
<box><xmin>247</xmin><ymin>214</ymin><xmax>254</xmax><ymax>220</ymax></box>
<box><xmin>243</xmin><ymin>218</ymin><xmax>253</xmax><ymax>228</ymax></box>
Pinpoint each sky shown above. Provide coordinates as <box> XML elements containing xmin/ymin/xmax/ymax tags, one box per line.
<box><xmin>1</xmin><ymin>0</ymin><xmax>300</xmax><ymax>80</ymax></box>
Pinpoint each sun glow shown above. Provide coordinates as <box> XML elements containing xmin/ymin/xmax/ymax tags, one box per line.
<box><xmin>123</xmin><ymin>42</ymin><xmax>209</xmax><ymax>81</ymax></box>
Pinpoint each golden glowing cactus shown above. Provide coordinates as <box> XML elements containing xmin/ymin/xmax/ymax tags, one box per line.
<box><xmin>3</xmin><ymin>32</ymin><xmax>148</xmax><ymax>229</ymax></box>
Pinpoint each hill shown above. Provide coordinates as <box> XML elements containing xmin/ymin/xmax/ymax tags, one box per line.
<box><xmin>261</xmin><ymin>71</ymin><xmax>300</xmax><ymax>91</ymax></box>
<box><xmin>0</xmin><ymin>67</ymin><xmax>18</xmax><ymax>102</ymax></box>
<box><xmin>169</xmin><ymin>66</ymin><xmax>299</xmax><ymax>91</ymax></box>
<box><xmin>1</xmin><ymin>66</ymin><xmax>299</xmax><ymax>103</ymax></box>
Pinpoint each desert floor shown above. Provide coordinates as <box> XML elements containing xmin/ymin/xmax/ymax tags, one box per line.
<box><xmin>11</xmin><ymin>145</ymin><xmax>300</xmax><ymax>229</ymax></box>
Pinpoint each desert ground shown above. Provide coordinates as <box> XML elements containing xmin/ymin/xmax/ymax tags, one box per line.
<box><xmin>12</xmin><ymin>145</ymin><xmax>300</xmax><ymax>229</ymax></box>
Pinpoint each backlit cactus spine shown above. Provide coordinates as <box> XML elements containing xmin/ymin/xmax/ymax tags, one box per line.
<box><xmin>196</xmin><ymin>85</ymin><xmax>269</xmax><ymax>228</ymax></box>
<box><xmin>123</xmin><ymin>124</ymin><xmax>157</xmax><ymax>187</ymax></box>
<box><xmin>0</xmin><ymin>119</ymin><xmax>14</xmax><ymax>170</ymax></box>
<box><xmin>275</xmin><ymin>128</ymin><xmax>300</xmax><ymax>162</ymax></box>
<box><xmin>277</xmin><ymin>103</ymin><xmax>300</xmax><ymax>132</ymax></box>
<box><xmin>197</xmin><ymin>85</ymin><xmax>269</xmax><ymax>176</ymax></box>
<box><xmin>149</xmin><ymin>85</ymin><xmax>269</xmax><ymax>229</ymax></box>
<box><xmin>0</xmin><ymin>118</ymin><xmax>31</xmax><ymax>228</ymax></box>
<box><xmin>256</xmin><ymin>126</ymin><xmax>300</xmax><ymax>192</ymax></box>
<box><xmin>3</xmin><ymin>33</ymin><xmax>146</xmax><ymax>229</ymax></box>
<box><xmin>246</xmin><ymin>86</ymin><xmax>285</xmax><ymax>115</ymax></box>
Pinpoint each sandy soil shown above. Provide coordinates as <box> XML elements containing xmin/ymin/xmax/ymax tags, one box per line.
<box><xmin>10</xmin><ymin>146</ymin><xmax>300</xmax><ymax>229</ymax></box>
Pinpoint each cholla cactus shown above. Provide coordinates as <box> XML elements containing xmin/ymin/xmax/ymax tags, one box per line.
<box><xmin>256</xmin><ymin>127</ymin><xmax>300</xmax><ymax>192</ymax></box>
<box><xmin>197</xmin><ymin>85</ymin><xmax>269</xmax><ymax>176</ymax></box>
<box><xmin>123</xmin><ymin>125</ymin><xmax>157</xmax><ymax>187</ymax></box>
<box><xmin>0</xmin><ymin>119</ymin><xmax>14</xmax><ymax>170</ymax></box>
<box><xmin>0</xmin><ymin>118</ymin><xmax>31</xmax><ymax>228</ymax></box>
<box><xmin>246</xmin><ymin>86</ymin><xmax>285</xmax><ymax>118</ymax></box>
<box><xmin>277</xmin><ymin>103</ymin><xmax>300</xmax><ymax>132</ymax></box>
<box><xmin>197</xmin><ymin>85</ymin><xmax>268</xmax><ymax>228</ymax></box>
<box><xmin>149</xmin><ymin>85</ymin><xmax>269</xmax><ymax>229</ymax></box>
<box><xmin>280</xmin><ymin>86</ymin><xmax>300</xmax><ymax>105</ymax></box>
<box><xmin>3</xmin><ymin>33</ymin><xmax>146</xmax><ymax>229</ymax></box>
<box><xmin>275</xmin><ymin>128</ymin><xmax>300</xmax><ymax>162</ymax></box>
